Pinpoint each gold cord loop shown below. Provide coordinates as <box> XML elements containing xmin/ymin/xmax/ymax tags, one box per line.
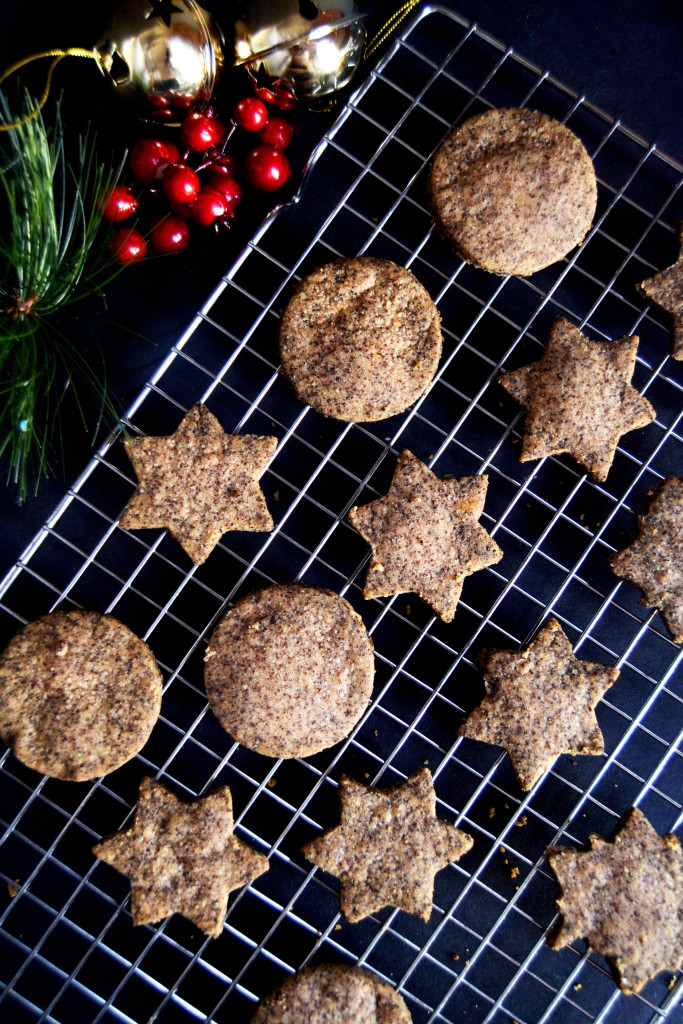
<box><xmin>0</xmin><ymin>48</ymin><xmax>104</xmax><ymax>131</ymax></box>
<box><xmin>364</xmin><ymin>0</ymin><xmax>423</xmax><ymax>60</ymax></box>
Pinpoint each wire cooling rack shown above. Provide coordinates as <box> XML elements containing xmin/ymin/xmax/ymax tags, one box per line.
<box><xmin>2</xmin><ymin>6</ymin><xmax>683</xmax><ymax>1023</ymax></box>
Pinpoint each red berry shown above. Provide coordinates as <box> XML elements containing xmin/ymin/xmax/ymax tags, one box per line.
<box><xmin>209</xmin><ymin>154</ymin><xmax>239</xmax><ymax>177</ymax></box>
<box><xmin>181</xmin><ymin>111</ymin><xmax>221</xmax><ymax>151</ymax></box>
<box><xmin>129</xmin><ymin>138</ymin><xmax>173</xmax><ymax>183</ymax></box>
<box><xmin>168</xmin><ymin>200</ymin><xmax>192</xmax><ymax>219</ymax></box>
<box><xmin>101</xmin><ymin>184</ymin><xmax>138</xmax><ymax>222</ymax></box>
<box><xmin>163</xmin><ymin>140</ymin><xmax>181</xmax><ymax>164</ymax></box>
<box><xmin>149</xmin><ymin>215</ymin><xmax>190</xmax><ymax>255</ymax></box>
<box><xmin>162</xmin><ymin>163</ymin><xmax>200</xmax><ymax>204</ymax></box>
<box><xmin>109</xmin><ymin>227</ymin><xmax>146</xmax><ymax>264</ymax></box>
<box><xmin>190</xmin><ymin>187</ymin><xmax>227</xmax><ymax>225</ymax></box>
<box><xmin>243</xmin><ymin>145</ymin><xmax>291</xmax><ymax>192</ymax></box>
<box><xmin>272</xmin><ymin>83</ymin><xmax>296</xmax><ymax>110</ymax></box>
<box><xmin>205</xmin><ymin>174</ymin><xmax>242</xmax><ymax>210</ymax></box>
<box><xmin>254</xmin><ymin>85</ymin><xmax>276</xmax><ymax>103</ymax></box>
<box><xmin>258</xmin><ymin>116</ymin><xmax>293</xmax><ymax>150</ymax></box>
<box><xmin>233</xmin><ymin>97</ymin><xmax>268</xmax><ymax>132</ymax></box>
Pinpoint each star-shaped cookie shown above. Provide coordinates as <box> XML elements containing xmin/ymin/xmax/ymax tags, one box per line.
<box><xmin>611</xmin><ymin>476</ymin><xmax>683</xmax><ymax>643</ymax></box>
<box><xmin>459</xmin><ymin>618</ymin><xmax>618</xmax><ymax>790</ymax></box>
<box><xmin>546</xmin><ymin>808</ymin><xmax>683</xmax><ymax>994</ymax></box>
<box><xmin>499</xmin><ymin>316</ymin><xmax>655</xmax><ymax>481</ymax></box>
<box><xmin>348</xmin><ymin>450</ymin><xmax>503</xmax><ymax>622</ymax></box>
<box><xmin>636</xmin><ymin>223</ymin><xmax>683</xmax><ymax>359</ymax></box>
<box><xmin>119</xmin><ymin>403</ymin><xmax>277</xmax><ymax>564</ymax></box>
<box><xmin>93</xmin><ymin>777</ymin><xmax>268</xmax><ymax>937</ymax></box>
<box><xmin>301</xmin><ymin>767</ymin><xmax>473</xmax><ymax>922</ymax></box>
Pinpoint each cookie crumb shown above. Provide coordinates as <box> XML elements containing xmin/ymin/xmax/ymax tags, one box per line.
<box><xmin>516</xmin><ymin>815</ymin><xmax>528</xmax><ymax>827</ymax></box>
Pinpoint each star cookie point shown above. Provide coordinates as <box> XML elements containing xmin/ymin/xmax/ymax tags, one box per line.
<box><xmin>499</xmin><ymin>317</ymin><xmax>655</xmax><ymax>481</ymax></box>
<box><xmin>636</xmin><ymin>223</ymin><xmax>683</xmax><ymax>359</ymax></box>
<box><xmin>93</xmin><ymin>777</ymin><xmax>268</xmax><ymax>938</ymax></box>
<box><xmin>546</xmin><ymin>807</ymin><xmax>683</xmax><ymax>993</ymax></box>
<box><xmin>302</xmin><ymin>766</ymin><xmax>473</xmax><ymax>922</ymax></box>
<box><xmin>119</xmin><ymin>403</ymin><xmax>277</xmax><ymax>564</ymax></box>
<box><xmin>460</xmin><ymin>618</ymin><xmax>618</xmax><ymax>790</ymax></box>
<box><xmin>349</xmin><ymin>450</ymin><xmax>502</xmax><ymax>622</ymax></box>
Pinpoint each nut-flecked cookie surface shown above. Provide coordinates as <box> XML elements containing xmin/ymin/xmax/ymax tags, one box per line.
<box><xmin>120</xmin><ymin>403</ymin><xmax>277</xmax><ymax>565</ymax></box>
<box><xmin>610</xmin><ymin>476</ymin><xmax>683</xmax><ymax>642</ymax></box>
<box><xmin>93</xmin><ymin>777</ymin><xmax>268</xmax><ymax>938</ymax></box>
<box><xmin>349</xmin><ymin>449</ymin><xmax>502</xmax><ymax>622</ymax></box>
<box><xmin>251</xmin><ymin>964</ymin><xmax>412</xmax><ymax>1024</ymax></box>
<box><xmin>428</xmin><ymin>107</ymin><xmax>597</xmax><ymax>276</ymax></box>
<box><xmin>459</xmin><ymin>618</ymin><xmax>618</xmax><ymax>790</ymax></box>
<box><xmin>546</xmin><ymin>808</ymin><xmax>683</xmax><ymax>994</ymax></box>
<box><xmin>302</xmin><ymin>767</ymin><xmax>473</xmax><ymax>921</ymax></box>
<box><xmin>279</xmin><ymin>257</ymin><xmax>442</xmax><ymax>422</ymax></box>
<box><xmin>205</xmin><ymin>584</ymin><xmax>374</xmax><ymax>758</ymax></box>
<box><xmin>0</xmin><ymin>610</ymin><xmax>162</xmax><ymax>781</ymax></box>
<box><xmin>499</xmin><ymin>316</ymin><xmax>655</xmax><ymax>481</ymax></box>
<box><xmin>636</xmin><ymin>223</ymin><xmax>683</xmax><ymax>359</ymax></box>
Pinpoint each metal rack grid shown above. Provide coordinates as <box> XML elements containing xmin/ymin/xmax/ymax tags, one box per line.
<box><xmin>2</xmin><ymin>6</ymin><xmax>683</xmax><ymax>1023</ymax></box>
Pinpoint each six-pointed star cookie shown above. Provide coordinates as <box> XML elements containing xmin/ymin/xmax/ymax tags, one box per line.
<box><xmin>119</xmin><ymin>403</ymin><xmax>277</xmax><ymax>564</ymax></box>
<box><xmin>546</xmin><ymin>808</ymin><xmax>683</xmax><ymax>994</ymax></box>
<box><xmin>459</xmin><ymin>618</ymin><xmax>618</xmax><ymax>790</ymax></box>
<box><xmin>637</xmin><ymin>223</ymin><xmax>683</xmax><ymax>359</ymax></box>
<box><xmin>301</xmin><ymin>767</ymin><xmax>473</xmax><ymax>921</ymax></box>
<box><xmin>611</xmin><ymin>476</ymin><xmax>683</xmax><ymax>642</ymax></box>
<box><xmin>499</xmin><ymin>316</ymin><xmax>655</xmax><ymax>481</ymax></box>
<box><xmin>93</xmin><ymin>777</ymin><xmax>268</xmax><ymax>937</ymax></box>
<box><xmin>348</xmin><ymin>450</ymin><xmax>503</xmax><ymax>622</ymax></box>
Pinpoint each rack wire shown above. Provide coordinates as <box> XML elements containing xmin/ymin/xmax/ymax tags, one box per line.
<box><xmin>2</xmin><ymin>6</ymin><xmax>683</xmax><ymax>1023</ymax></box>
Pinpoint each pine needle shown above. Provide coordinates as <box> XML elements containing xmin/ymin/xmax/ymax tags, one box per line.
<box><xmin>0</xmin><ymin>92</ymin><xmax>126</xmax><ymax>500</ymax></box>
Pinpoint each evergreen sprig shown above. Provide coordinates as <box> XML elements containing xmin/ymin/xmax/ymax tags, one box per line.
<box><xmin>0</xmin><ymin>94</ymin><xmax>126</xmax><ymax>501</ymax></box>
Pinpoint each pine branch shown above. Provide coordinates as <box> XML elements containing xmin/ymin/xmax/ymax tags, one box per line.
<box><xmin>0</xmin><ymin>92</ymin><xmax>128</xmax><ymax>500</ymax></box>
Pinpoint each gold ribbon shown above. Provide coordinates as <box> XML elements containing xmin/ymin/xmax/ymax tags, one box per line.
<box><xmin>0</xmin><ymin>48</ymin><xmax>108</xmax><ymax>131</ymax></box>
<box><xmin>364</xmin><ymin>0</ymin><xmax>424</xmax><ymax>60</ymax></box>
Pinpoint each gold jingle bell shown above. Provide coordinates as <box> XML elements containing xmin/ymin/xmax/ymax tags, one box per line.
<box><xmin>234</xmin><ymin>0</ymin><xmax>366</xmax><ymax>107</ymax></box>
<box><xmin>94</xmin><ymin>0</ymin><xmax>224</xmax><ymax>123</ymax></box>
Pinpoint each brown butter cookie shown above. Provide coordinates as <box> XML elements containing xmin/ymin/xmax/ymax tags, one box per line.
<box><xmin>428</xmin><ymin>107</ymin><xmax>597</xmax><ymax>276</ymax></box>
<box><xmin>636</xmin><ymin>223</ymin><xmax>683</xmax><ymax>359</ymax></box>
<box><xmin>0</xmin><ymin>610</ymin><xmax>162</xmax><ymax>781</ymax></box>
<box><xmin>459</xmin><ymin>618</ymin><xmax>618</xmax><ymax>790</ymax></box>
<box><xmin>94</xmin><ymin>777</ymin><xmax>268</xmax><ymax>938</ymax></box>
<box><xmin>302</xmin><ymin>767</ymin><xmax>473</xmax><ymax>922</ymax></box>
<box><xmin>546</xmin><ymin>808</ymin><xmax>683</xmax><ymax>994</ymax></box>
<box><xmin>498</xmin><ymin>316</ymin><xmax>655</xmax><ymax>481</ymax></box>
<box><xmin>251</xmin><ymin>964</ymin><xmax>412</xmax><ymax>1024</ymax></box>
<box><xmin>279</xmin><ymin>257</ymin><xmax>442</xmax><ymax>422</ymax></box>
<box><xmin>610</xmin><ymin>476</ymin><xmax>683</xmax><ymax>642</ymax></box>
<box><xmin>120</xmin><ymin>403</ymin><xmax>277</xmax><ymax>565</ymax></box>
<box><xmin>205</xmin><ymin>584</ymin><xmax>374</xmax><ymax>758</ymax></box>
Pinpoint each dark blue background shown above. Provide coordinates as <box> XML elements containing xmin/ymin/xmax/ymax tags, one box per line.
<box><xmin>1</xmin><ymin>0</ymin><xmax>682</xmax><ymax>579</ymax></box>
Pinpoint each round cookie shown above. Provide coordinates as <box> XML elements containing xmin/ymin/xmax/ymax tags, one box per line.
<box><xmin>428</xmin><ymin>107</ymin><xmax>597</xmax><ymax>276</ymax></box>
<box><xmin>279</xmin><ymin>257</ymin><xmax>442</xmax><ymax>422</ymax></box>
<box><xmin>251</xmin><ymin>964</ymin><xmax>412</xmax><ymax>1024</ymax></box>
<box><xmin>205</xmin><ymin>584</ymin><xmax>374</xmax><ymax>758</ymax></box>
<box><xmin>0</xmin><ymin>610</ymin><xmax>162</xmax><ymax>781</ymax></box>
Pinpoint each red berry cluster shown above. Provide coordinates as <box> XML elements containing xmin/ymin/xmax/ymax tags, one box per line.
<box><xmin>103</xmin><ymin>94</ymin><xmax>295</xmax><ymax>265</ymax></box>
